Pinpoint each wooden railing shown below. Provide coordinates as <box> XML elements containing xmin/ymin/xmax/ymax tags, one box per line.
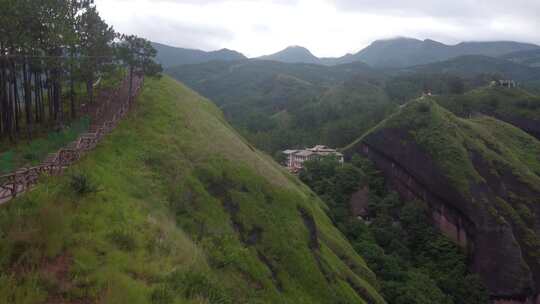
<box><xmin>0</xmin><ymin>75</ymin><xmax>144</xmax><ymax>204</ymax></box>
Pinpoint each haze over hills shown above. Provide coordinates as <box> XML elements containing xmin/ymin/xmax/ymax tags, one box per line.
<box><xmin>401</xmin><ymin>55</ymin><xmax>540</xmax><ymax>82</ymax></box>
<box><xmin>155</xmin><ymin>38</ymin><xmax>539</xmax><ymax>69</ymax></box>
<box><xmin>348</xmin><ymin>38</ymin><xmax>540</xmax><ymax>67</ymax></box>
<box><xmin>151</xmin><ymin>42</ymin><xmax>247</xmax><ymax>68</ymax></box>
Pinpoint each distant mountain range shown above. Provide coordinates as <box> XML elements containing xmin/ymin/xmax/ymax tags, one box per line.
<box><xmin>401</xmin><ymin>54</ymin><xmax>540</xmax><ymax>82</ymax></box>
<box><xmin>256</xmin><ymin>38</ymin><xmax>539</xmax><ymax>67</ymax></box>
<box><xmin>347</xmin><ymin>38</ymin><xmax>539</xmax><ymax>67</ymax></box>
<box><xmin>151</xmin><ymin>42</ymin><xmax>247</xmax><ymax>68</ymax></box>
<box><xmin>154</xmin><ymin>38</ymin><xmax>540</xmax><ymax>69</ymax></box>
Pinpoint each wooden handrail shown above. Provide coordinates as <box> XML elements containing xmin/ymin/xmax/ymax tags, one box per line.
<box><xmin>0</xmin><ymin>75</ymin><xmax>144</xmax><ymax>204</ymax></box>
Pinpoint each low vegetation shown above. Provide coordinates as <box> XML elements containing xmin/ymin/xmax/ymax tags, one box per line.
<box><xmin>434</xmin><ymin>85</ymin><xmax>540</xmax><ymax>120</ymax></box>
<box><xmin>0</xmin><ymin>117</ymin><xmax>90</xmax><ymax>173</ymax></box>
<box><xmin>0</xmin><ymin>76</ymin><xmax>385</xmax><ymax>303</ymax></box>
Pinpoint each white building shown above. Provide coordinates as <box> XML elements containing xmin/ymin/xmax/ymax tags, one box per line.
<box><xmin>491</xmin><ymin>80</ymin><xmax>517</xmax><ymax>88</ymax></box>
<box><xmin>283</xmin><ymin>145</ymin><xmax>344</xmax><ymax>173</ymax></box>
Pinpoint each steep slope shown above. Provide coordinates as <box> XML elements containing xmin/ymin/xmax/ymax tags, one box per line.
<box><xmin>152</xmin><ymin>42</ymin><xmax>246</xmax><ymax>68</ymax></box>
<box><xmin>344</xmin><ymin>38</ymin><xmax>539</xmax><ymax>68</ymax></box>
<box><xmin>0</xmin><ymin>76</ymin><xmax>385</xmax><ymax>304</ymax></box>
<box><xmin>345</xmin><ymin>98</ymin><xmax>540</xmax><ymax>302</ymax></box>
<box><xmin>434</xmin><ymin>86</ymin><xmax>540</xmax><ymax>139</ymax></box>
<box><xmin>258</xmin><ymin>46</ymin><xmax>321</xmax><ymax>64</ymax></box>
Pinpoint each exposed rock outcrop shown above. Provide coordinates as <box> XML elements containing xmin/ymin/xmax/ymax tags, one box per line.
<box><xmin>345</xmin><ymin>98</ymin><xmax>540</xmax><ymax>302</ymax></box>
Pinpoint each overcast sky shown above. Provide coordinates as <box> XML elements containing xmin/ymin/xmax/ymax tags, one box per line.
<box><xmin>94</xmin><ymin>0</ymin><xmax>540</xmax><ymax>58</ymax></box>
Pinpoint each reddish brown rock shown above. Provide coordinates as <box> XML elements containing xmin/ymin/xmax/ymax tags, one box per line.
<box><xmin>345</xmin><ymin>127</ymin><xmax>540</xmax><ymax>301</ymax></box>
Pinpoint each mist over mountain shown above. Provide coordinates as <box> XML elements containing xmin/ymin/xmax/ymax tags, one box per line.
<box><xmin>151</xmin><ymin>42</ymin><xmax>247</xmax><ymax>68</ymax></box>
<box><xmin>197</xmin><ymin>38</ymin><xmax>538</xmax><ymax>68</ymax></box>
<box><xmin>401</xmin><ymin>55</ymin><xmax>540</xmax><ymax>81</ymax></box>
<box><xmin>349</xmin><ymin>38</ymin><xmax>540</xmax><ymax>67</ymax></box>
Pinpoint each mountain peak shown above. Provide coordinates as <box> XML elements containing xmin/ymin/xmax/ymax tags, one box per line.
<box><xmin>285</xmin><ymin>45</ymin><xmax>310</xmax><ymax>50</ymax></box>
<box><xmin>152</xmin><ymin>42</ymin><xmax>246</xmax><ymax>68</ymax></box>
<box><xmin>351</xmin><ymin>38</ymin><xmax>538</xmax><ymax>68</ymax></box>
<box><xmin>257</xmin><ymin>45</ymin><xmax>320</xmax><ymax>64</ymax></box>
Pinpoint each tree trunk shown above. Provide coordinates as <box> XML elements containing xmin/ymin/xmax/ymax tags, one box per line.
<box><xmin>86</xmin><ymin>69</ymin><xmax>94</xmax><ymax>104</ymax></box>
<box><xmin>47</xmin><ymin>71</ymin><xmax>53</xmax><ymax>124</ymax></box>
<box><xmin>34</xmin><ymin>72</ymin><xmax>41</xmax><ymax>123</ymax></box>
<box><xmin>23</xmin><ymin>58</ymin><xmax>32</xmax><ymax>139</ymax></box>
<box><xmin>12</xmin><ymin>64</ymin><xmax>20</xmax><ymax>135</ymax></box>
<box><xmin>70</xmin><ymin>50</ymin><xmax>76</xmax><ymax>119</ymax></box>
<box><xmin>1</xmin><ymin>58</ymin><xmax>8</xmax><ymax>139</ymax></box>
<box><xmin>128</xmin><ymin>65</ymin><xmax>134</xmax><ymax>104</ymax></box>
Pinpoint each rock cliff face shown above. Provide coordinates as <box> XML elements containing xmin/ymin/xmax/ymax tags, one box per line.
<box><xmin>345</xmin><ymin>98</ymin><xmax>540</xmax><ymax>302</ymax></box>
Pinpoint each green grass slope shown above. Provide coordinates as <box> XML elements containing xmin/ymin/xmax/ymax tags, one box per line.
<box><xmin>0</xmin><ymin>76</ymin><xmax>384</xmax><ymax>304</ymax></box>
<box><xmin>434</xmin><ymin>86</ymin><xmax>540</xmax><ymax>119</ymax></box>
<box><xmin>434</xmin><ymin>86</ymin><xmax>540</xmax><ymax>139</ymax></box>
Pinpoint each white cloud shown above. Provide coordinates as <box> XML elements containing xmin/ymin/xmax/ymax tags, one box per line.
<box><xmin>94</xmin><ymin>0</ymin><xmax>540</xmax><ymax>57</ymax></box>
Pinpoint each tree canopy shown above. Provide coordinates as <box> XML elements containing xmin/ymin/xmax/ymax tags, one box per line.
<box><xmin>0</xmin><ymin>0</ymin><xmax>161</xmax><ymax>142</ymax></box>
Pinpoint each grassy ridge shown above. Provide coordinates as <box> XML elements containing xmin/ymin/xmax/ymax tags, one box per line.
<box><xmin>0</xmin><ymin>76</ymin><xmax>384</xmax><ymax>303</ymax></box>
<box><xmin>434</xmin><ymin>86</ymin><xmax>540</xmax><ymax>120</ymax></box>
<box><xmin>348</xmin><ymin>96</ymin><xmax>540</xmax><ymax>295</ymax></box>
<box><xmin>376</xmin><ymin>97</ymin><xmax>540</xmax><ymax>195</ymax></box>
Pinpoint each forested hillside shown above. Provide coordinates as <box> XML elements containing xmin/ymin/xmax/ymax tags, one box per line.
<box><xmin>502</xmin><ymin>48</ymin><xmax>540</xmax><ymax>67</ymax></box>
<box><xmin>0</xmin><ymin>0</ymin><xmax>161</xmax><ymax>146</ymax></box>
<box><xmin>168</xmin><ymin>54</ymin><xmax>540</xmax><ymax>156</ymax></box>
<box><xmin>167</xmin><ymin>60</ymin><xmax>392</xmax><ymax>153</ymax></box>
<box><xmin>298</xmin><ymin>156</ymin><xmax>489</xmax><ymax>304</ymax></box>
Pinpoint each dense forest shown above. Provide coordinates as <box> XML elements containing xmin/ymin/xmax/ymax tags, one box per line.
<box><xmin>299</xmin><ymin>156</ymin><xmax>489</xmax><ymax>304</ymax></box>
<box><xmin>169</xmin><ymin>59</ymin><xmax>520</xmax><ymax>155</ymax></box>
<box><xmin>0</xmin><ymin>0</ymin><xmax>161</xmax><ymax>144</ymax></box>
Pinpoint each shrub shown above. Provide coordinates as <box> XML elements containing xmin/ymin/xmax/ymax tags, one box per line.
<box><xmin>150</xmin><ymin>285</ymin><xmax>174</xmax><ymax>304</ymax></box>
<box><xmin>108</xmin><ymin>230</ymin><xmax>137</xmax><ymax>251</ymax></box>
<box><xmin>69</xmin><ymin>173</ymin><xmax>99</xmax><ymax>196</ymax></box>
<box><xmin>167</xmin><ymin>270</ymin><xmax>231</xmax><ymax>304</ymax></box>
<box><xmin>417</xmin><ymin>103</ymin><xmax>431</xmax><ymax>113</ymax></box>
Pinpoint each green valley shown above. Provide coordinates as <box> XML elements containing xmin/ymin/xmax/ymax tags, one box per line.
<box><xmin>3</xmin><ymin>1</ymin><xmax>540</xmax><ymax>302</ymax></box>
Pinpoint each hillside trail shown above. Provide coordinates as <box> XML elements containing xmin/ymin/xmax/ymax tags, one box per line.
<box><xmin>0</xmin><ymin>74</ymin><xmax>144</xmax><ymax>205</ymax></box>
